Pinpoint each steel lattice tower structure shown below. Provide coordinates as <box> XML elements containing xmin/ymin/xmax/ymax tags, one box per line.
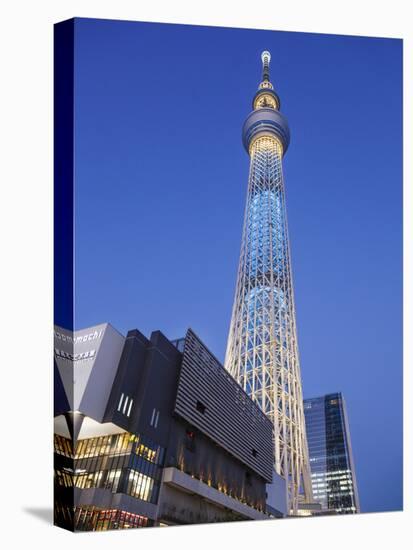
<box><xmin>225</xmin><ymin>51</ymin><xmax>313</xmax><ymax>514</ymax></box>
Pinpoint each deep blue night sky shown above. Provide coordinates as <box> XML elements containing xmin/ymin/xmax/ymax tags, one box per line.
<box><xmin>73</xmin><ymin>18</ymin><xmax>402</xmax><ymax>514</ymax></box>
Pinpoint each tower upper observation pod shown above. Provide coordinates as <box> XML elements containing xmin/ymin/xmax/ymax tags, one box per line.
<box><xmin>242</xmin><ymin>50</ymin><xmax>290</xmax><ymax>154</ymax></box>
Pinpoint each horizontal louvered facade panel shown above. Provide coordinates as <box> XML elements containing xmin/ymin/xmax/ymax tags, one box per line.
<box><xmin>174</xmin><ymin>329</ymin><xmax>274</xmax><ymax>482</ymax></box>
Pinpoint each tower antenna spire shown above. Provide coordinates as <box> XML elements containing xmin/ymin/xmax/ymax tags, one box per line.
<box><xmin>261</xmin><ymin>50</ymin><xmax>271</xmax><ymax>82</ymax></box>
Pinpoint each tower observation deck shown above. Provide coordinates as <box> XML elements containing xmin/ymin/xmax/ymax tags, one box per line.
<box><xmin>225</xmin><ymin>51</ymin><xmax>312</xmax><ymax>514</ymax></box>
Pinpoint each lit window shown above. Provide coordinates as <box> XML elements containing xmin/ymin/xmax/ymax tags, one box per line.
<box><xmin>128</xmin><ymin>470</ymin><xmax>154</xmax><ymax>501</ymax></box>
<box><xmin>150</xmin><ymin>408</ymin><xmax>160</xmax><ymax>427</ymax></box>
<box><xmin>118</xmin><ymin>393</ymin><xmax>125</xmax><ymax>412</ymax></box>
<box><xmin>136</xmin><ymin>443</ymin><xmax>157</xmax><ymax>462</ymax></box>
<box><xmin>123</xmin><ymin>396</ymin><xmax>129</xmax><ymax>415</ymax></box>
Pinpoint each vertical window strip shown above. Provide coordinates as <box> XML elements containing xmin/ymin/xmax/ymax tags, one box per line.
<box><xmin>154</xmin><ymin>410</ymin><xmax>160</xmax><ymax>428</ymax></box>
<box><xmin>118</xmin><ymin>393</ymin><xmax>125</xmax><ymax>412</ymax></box>
<box><xmin>127</xmin><ymin>398</ymin><xmax>133</xmax><ymax>417</ymax></box>
<box><xmin>150</xmin><ymin>408</ymin><xmax>156</xmax><ymax>426</ymax></box>
<box><xmin>123</xmin><ymin>396</ymin><xmax>129</xmax><ymax>415</ymax></box>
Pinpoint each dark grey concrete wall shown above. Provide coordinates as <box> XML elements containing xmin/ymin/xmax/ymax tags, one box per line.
<box><xmin>165</xmin><ymin>416</ymin><xmax>267</xmax><ymax>511</ymax></box>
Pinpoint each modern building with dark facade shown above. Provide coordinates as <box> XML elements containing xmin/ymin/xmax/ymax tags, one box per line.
<box><xmin>54</xmin><ymin>323</ymin><xmax>287</xmax><ymax>531</ymax></box>
<box><xmin>303</xmin><ymin>393</ymin><xmax>360</xmax><ymax>514</ymax></box>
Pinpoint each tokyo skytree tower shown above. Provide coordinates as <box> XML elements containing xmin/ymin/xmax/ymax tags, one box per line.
<box><xmin>225</xmin><ymin>51</ymin><xmax>312</xmax><ymax>514</ymax></box>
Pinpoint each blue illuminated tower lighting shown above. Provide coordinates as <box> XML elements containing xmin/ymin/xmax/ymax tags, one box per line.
<box><xmin>225</xmin><ymin>51</ymin><xmax>313</xmax><ymax>514</ymax></box>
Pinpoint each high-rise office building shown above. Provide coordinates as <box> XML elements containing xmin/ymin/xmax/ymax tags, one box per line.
<box><xmin>304</xmin><ymin>393</ymin><xmax>360</xmax><ymax>514</ymax></box>
<box><xmin>225</xmin><ymin>51</ymin><xmax>312</xmax><ymax>514</ymax></box>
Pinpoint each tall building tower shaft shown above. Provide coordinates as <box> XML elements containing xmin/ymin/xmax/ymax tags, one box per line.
<box><xmin>225</xmin><ymin>51</ymin><xmax>312</xmax><ymax>513</ymax></box>
<box><xmin>304</xmin><ymin>393</ymin><xmax>360</xmax><ymax>514</ymax></box>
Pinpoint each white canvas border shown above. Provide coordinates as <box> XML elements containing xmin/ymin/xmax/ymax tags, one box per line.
<box><xmin>0</xmin><ymin>1</ymin><xmax>409</xmax><ymax>549</ymax></box>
